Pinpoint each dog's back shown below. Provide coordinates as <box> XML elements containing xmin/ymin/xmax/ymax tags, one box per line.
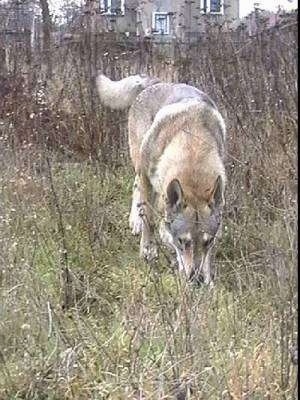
<box><xmin>128</xmin><ymin>82</ymin><xmax>225</xmax><ymax>172</ymax></box>
<box><xmin>129</xmin><ymin>82</ymin><xmax>217</xmax><ymax>129</ymax></box>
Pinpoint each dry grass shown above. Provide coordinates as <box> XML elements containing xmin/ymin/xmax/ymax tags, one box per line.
<box><xmin>0</xmin><ymin>159</ymin><xmax>297</xmax><ymax>399</ymax></box>
<box><xmin>0</xmin><ymin>12</ymin><xmax>298</xmax><ymax>399</ymax></box>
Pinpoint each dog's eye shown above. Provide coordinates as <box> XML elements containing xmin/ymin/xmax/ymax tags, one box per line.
<box><xmin>165</xmin><ymin>220</ymin><xmax>172</xmax><ymax>230</ymax></box>
<box><xmin>178</xmin><ymin>237</ymin><xmax>192</xmax><ymax>250</ymax></box>
<box><xmin>203</xmin><ymin>236</ymin><xmax>214</xmax><ymax>248</ymax></box>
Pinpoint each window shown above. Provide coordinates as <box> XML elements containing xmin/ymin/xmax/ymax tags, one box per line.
<box><xmin>152</xmin><ymin>12</ymin><xmax>170</xmax><ymax>35</ymax></box>
<box><xmin>200</xmin><ymin>0</ymin><xmax>223</xmax><ymax>14</ymax></box>
<box><xmin>100</xmin><ymin>0</ymin><xmax>125</xmax><ymax>15</ymax></box>
<box><xmin>210</xmin><ymin>0</ymin><xmax>222</xmax><ymax>13</ymax></box>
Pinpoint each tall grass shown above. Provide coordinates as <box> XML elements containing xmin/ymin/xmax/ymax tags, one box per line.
<box><xmin>0</xmin><ymin>12</ymin><xmax>297</xmax><ymax>399</ymax></box>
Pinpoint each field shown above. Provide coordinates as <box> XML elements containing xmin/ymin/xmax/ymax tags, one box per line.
<box><xmin>0</xmin><ymin>13</ymin><xmax>298</xmax><ymax>400</ymax></box>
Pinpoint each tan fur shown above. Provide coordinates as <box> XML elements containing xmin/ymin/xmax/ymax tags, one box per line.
<box><xmin>139</xmin><ymin>101</ymin><xmax>225</xmax><ymax>207</ymax></box>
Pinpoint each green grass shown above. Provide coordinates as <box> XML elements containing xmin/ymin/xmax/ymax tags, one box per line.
<box><xmin>0</xmin><ymin>159</ymin><xmax>297</xmax><ymax>399</ymax></box>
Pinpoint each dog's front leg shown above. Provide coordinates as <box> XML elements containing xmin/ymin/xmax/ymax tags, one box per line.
<box><xmin>138</xmin><ymin>173</ymin><xmax>158</xmax><ymax>263</ymax></box>
<box><xmin>129</xmin><ymin>175</ymin><xmax>143</xmax><ymax>235</ymax></box>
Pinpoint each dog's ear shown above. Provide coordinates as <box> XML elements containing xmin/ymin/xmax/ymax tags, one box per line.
<box><xmin>208</xmin><ymin>175</ymin><xmax>224</xmax><ymax>209</ymax></box>
<box><xmin>166</xmin><ymin>179</ymin><xmax>184</xmax><ymax>213</ymax></box>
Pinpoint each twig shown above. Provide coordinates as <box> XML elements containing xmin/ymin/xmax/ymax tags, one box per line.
<box><xmin>46</xmin><ymin>156</ymin><xmax>73</xmax><ymax>310</ymax></box>
<box><xmin>47</xmin><ymin>301</ymin><xmax>53</xmax><ymax>338</ymax></box>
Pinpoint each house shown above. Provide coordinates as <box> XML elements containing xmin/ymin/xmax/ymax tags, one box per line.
<box><xmin>230</xmin><ymin>6</ymin><xmax>298</xmax><ymax>37</ymax></box>
<box><xmin>0</xmin><ymin>1</ymin><xmax>41</xmax><ymax>74</ymax></box>
<box><xmin>136</xmin><ymin>0</ymin><xmax>240</xmax><ymax>40</ymax></box>
<box><xmin>0</xmin><ymin>1</ymin><xmax>41</xmax><ymax>48</ymax></box>
<box><xmin>240</xmin><ymin>8</ymin><xmax>284</xmax><ymax>36</ymax></box>
<box><xmin>85</xmin><ymin>0</ymin><xmax>138</xmax><ymax>35</ymax></box>
<box><xmin>85</xmin><ymin>0</ymin><xmax>239</xmax><ymax>40</ymax></box>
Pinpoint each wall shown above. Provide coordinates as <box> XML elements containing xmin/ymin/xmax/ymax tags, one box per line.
<box><xmin>137</xmin><ymin>0</ymin><xmax>239</xmax><ymax>40</ymax></box>
<box><xmin>88</xmin><ymin>0</ymin><xmax>138</xmax><ymax>34</ymax></box>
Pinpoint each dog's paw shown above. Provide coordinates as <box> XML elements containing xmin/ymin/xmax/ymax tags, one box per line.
<box><xmin>129</xmin><ymin>214</ymin><xmax>142</xmax><ymax>235</ymax></box>
<box><xmin>140</xmin><ymin>241</ymin><xmax>159</xmax><ymax>263</ymax></box>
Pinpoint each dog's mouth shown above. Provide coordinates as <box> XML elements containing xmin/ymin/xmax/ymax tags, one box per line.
<box><xmin>189</xmin><ymin>252</ymin><xmax>215</xmax><ymax>285</ymax></box>
<box><xmin>188</xmin><ymin>259</ymin><xmax>205</xmax><ymax>285</ymax></box>
<box><xmin>188</xmin><ymin>268</ymin><xmax>204</xmax><ymax>285</ymax></box>
<box><xmin>175</xmin><ymin>250</ymin><xmax>213</xmax><ymax>286</ymax></box>
<box><xmin>174</xmin><ymin>247</ymin><xmax>193</xmax><ymax>277</ymax></box>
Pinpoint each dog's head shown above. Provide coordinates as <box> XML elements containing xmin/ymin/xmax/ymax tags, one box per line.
<box><xmin>160</xmin><ymin>177</ymin><xmax>224</xmax><ymax>284</ymax></box>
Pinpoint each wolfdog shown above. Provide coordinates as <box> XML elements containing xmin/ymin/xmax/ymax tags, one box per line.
<box><xmin>96</xmin><ymin>73</ymin><xmax>226</xmax><ymax>284</ymax></box>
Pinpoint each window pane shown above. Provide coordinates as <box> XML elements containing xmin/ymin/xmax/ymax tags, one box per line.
<box><xmin>111</xmin><ymin>0</ymin><xmax>122</xmax><ymax>14</ymax></box>
<box><xmin>155</xmin><ymin>14</ymin><xmax>168</xmax><ymax>34</ymax></box>
<box><xmin>100</xmin><ymin>0</ymin><xmax>123</xmax><ymax>14</ymax></box>
<box><xmin>210</xmin><ymin>0</ymin><xmax>221</xmax><ymax>12</ymax></box>
<box><xmin>100</xmin><ymin>0</ymin><xmax>108</xmax><ymax>12</ymax></box>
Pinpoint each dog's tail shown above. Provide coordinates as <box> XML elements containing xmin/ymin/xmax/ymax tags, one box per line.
<box><xmin>96</xmin><ymin>73</ymin><xmax>160</xmax><ymax>110</ymax></box>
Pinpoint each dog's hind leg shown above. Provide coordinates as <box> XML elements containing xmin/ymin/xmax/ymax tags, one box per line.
<box><xmin>139</xmin><ymin>173</ymin><xmax>158</xmax><ymax>263</ymax></box>
<box><xmin>129</xmin><ymin>175</ymin><xmax>143</xmax><ymax>235</ymax></box>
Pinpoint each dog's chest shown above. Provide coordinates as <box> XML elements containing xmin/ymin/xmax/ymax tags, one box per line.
<box><xmin>149</xmin><ymin>167</ymin><xmax>162</xmax><ymax>192</ymax></box>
